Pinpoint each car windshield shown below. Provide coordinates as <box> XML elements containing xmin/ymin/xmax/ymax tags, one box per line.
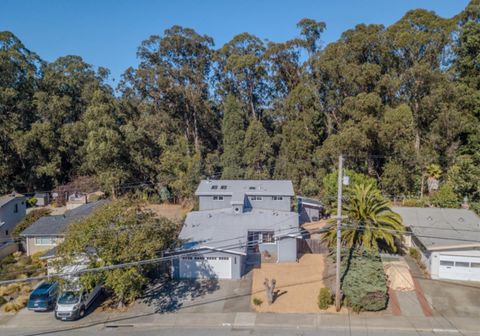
<box><xmin>57</xmin><ymin>291</ymin><xmax>80</xmax><ymax>304</ymax></box>
<box><xmin>30</xmin><ymin>293</ymin><xmax>48</xmax><ymax>300</ymax></box>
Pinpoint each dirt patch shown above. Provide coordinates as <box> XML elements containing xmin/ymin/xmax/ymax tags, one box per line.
<box><xmin>383</xmin><ymin>260</ymin><xmax>415</xmax><ymax>292</ymax></box>
<box><xmin>302</xmin><ymin>220</ymin><xmax>330</xmax><ymax>239</ymax></box>
<box><xmin>143</xmin><ymin>203</ymin><xmax>191</xmax><ymax>222</ymax></box>
<box><xmin>250</xmin><ymin>254</ymin><xmax>345</xmax><ymax>313</ymax></box>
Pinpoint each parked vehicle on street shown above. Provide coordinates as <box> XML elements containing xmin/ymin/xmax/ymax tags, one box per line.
<box><xmin>55</xmin><ymin>284</ymin><xmax>102</xmax><ymax>321</ymax></box>
<box><xmin>27</xmin><ymin>282</ymin><xmax>59</xmax><ymax>311</ymax></box>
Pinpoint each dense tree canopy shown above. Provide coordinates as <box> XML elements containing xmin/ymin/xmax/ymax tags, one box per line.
<box><xmin>1</xmin><ymin>1</ymin><xmax>479</xmax><ymax>210</ymax></box>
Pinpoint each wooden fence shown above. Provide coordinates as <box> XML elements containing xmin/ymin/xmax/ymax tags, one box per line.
<box><xmin>298</xmin><ymin>239</ymin><xmax>329</xmax><ymax>254</ymax></box>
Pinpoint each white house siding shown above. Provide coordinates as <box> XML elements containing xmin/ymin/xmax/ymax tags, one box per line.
<box><xmin>25</xmin><ymin>236</ymin><xmax>64</xmax><ymax>256</ymax></box>
<box><xmin>0</xmin><ymin>198</ymin><xmax>26</xmax><ymax>239</ymax></box>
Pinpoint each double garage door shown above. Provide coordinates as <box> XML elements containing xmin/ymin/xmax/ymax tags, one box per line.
<box><xmin>179</xmin><ymin>255</ymin><xmax>232</xmax><ymax>279</ymax></box>
<box><xmin>438</xmin><ymin>255</ymin><xmax>480</xmax><ymax>281</ymax></box>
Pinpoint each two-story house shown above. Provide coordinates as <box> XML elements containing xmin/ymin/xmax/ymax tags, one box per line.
<box><xmin>172</xmin><ymin>180</ymin><xmax>300</xmax><ymax>280</ymax></box>
<box><xmin>0</xmin><ymin>193</ymin><xmax>27</xmax><ymax>239</ymax></box>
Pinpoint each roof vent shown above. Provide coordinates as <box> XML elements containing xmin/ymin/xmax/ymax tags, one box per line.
<box><xmin>458</xmin><ymin>217</ymin><xmax>465</xmax><ymax>223</ymax></box>
<box><xmin>427</xmin><ymin>216</ymin><xmax>433</xmax><ymax>221</ymax></box>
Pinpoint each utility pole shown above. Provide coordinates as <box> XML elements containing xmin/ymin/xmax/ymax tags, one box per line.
<box><xmin>335</xmin><ymin>154</ymin><xmax>343</xmax><ymax>312</ymax></box>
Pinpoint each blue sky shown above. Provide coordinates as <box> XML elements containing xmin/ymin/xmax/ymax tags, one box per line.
<box><xmin>1</xmin><ymin>0</ymin><xmax>470</xmax><ymax>85</ymax></box>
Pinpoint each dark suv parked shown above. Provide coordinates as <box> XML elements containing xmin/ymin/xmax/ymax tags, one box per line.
<box><xmin>27</xmin><ymin>282</ymin><xmax>59</xmax><ymax>311</ymax></box>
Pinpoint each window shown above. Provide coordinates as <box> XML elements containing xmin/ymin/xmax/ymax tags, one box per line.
<box><xmin>471</xmin><ymin>262</ymin><xmax>480</xmax><ymax>268</ymax></box>
<box><xmin>5</xmin><ymin>230</ymin><xmax>8</xmax><ymax>236</ymax></box>
<box><xmin>250</xmin><ymin>196</ymin><xmax>263</xmax><ymax>201</ymax></box>
<box><xmin>249</xmin><ymin>186</ymin><xmax>256</xmax><ymax>190</ymax></box>
<box><xmin>213</xmin><ymin>196</ymin><xmax>224</xmax><ymax>201</ymax></box>
<box><xmin>206</xmin><ymin>257</ymin><xmax>217</xmax><ymax>260</ymax></box>
<box><xmin>455</xmin><ymin>261</ymin><xmax>470</xmax><ymax>268</ymax></box>
<box><xmin>220</xmin><ymin>185</ymin><xmax>227</xmax><ymax>190</ymax></box>
<box><xmin>440</xmin><ymin>260</ymin><xmax>454</xmax><ymax>266</ymax></box>
<box><xmin>218</xmin><ymin>257</ymin><xmax>229</xmax><ymax>260</ymax></box>
<box><xmin>14</xmin><ymin>204</ymin><xmax>18</xmax><ymax>213</ymax></box>
<box><xmin>262</xmin><ymin>232</ymin><xmax>275</xmax><ymax>243</ymax></box>
<box><xmin>35</xmin><ymin>237</ymin><xmax>58</xmax><ymax>246</ymax></box>
<box><xmin>194</xmin><ymin>256</ymin><xmax>204</xmax><ymax>260</ymax></box>
<box><xmin>211</xmin><ymin>185</ymin><xmax>218</xmax><ymax>190</ymax></box>
<box><xmin>272</xmin><ymin>196</ymin><xmax>283</xmax><ymax>201</ymax></box>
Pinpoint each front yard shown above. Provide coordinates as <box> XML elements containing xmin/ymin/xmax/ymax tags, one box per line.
<box><xmin>250</xmin><ymin>254</ymin><xmax>342</xmax><ymax>313</ymax></box>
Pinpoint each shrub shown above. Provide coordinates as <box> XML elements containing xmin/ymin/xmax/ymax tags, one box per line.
<box><xmin>0</xmin><ymin>296</ymin><xmax>6</xmax><ymax>307</ymax></box>
<box><xmin>26</xmin><ymin>197</ymin><xmax>38</xmax><ymax>207</ymax></box>
<box><xmin>341</xmin><ymin>249</ymin><xmax>388</xmax><ymax>312</ymax></box>
<box><xmin>253</xmin><ymin>297</ymin><xmax>263</xmax><ymax>306</ymax></box>
<box><xmin>0</xmin><ymin>284</ymin><xmax>20</xmax><ymax>296</ymax></box>
<box><xmin>409</xmin><ymin>247</ymin><xmax>420</xmax><ymax>261</ymax></box>
<box><xmin>317</xmin><ymin>287</ymin><xmax>333</xmax><ymax>309</ymax></box>
<box><xmin>401</xmin><ymin>198</ymin><xmax>429</xmax><ymax>207</ymax></box>
<box><xmin>471</xmin><ymin>202</ymin><xmax>480</xmax><ymax>216</ymax></box>
<box><xmin>430</xmin><ymin>183</ymin><xmax>459</xmax><ymax>208</ymax></box>
<box><xmin>0</xmin><ymin>255</ymin><xmax>16</xmax><ymax>265</ymax></box>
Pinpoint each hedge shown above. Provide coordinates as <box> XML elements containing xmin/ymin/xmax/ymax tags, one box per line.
<box><xmin>341</xmin><ymin>248</ymin><xmax>388</xmax><ymax>312</ymax></box>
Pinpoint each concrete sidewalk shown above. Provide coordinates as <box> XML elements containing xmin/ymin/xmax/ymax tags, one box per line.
<box><xmin>1</xmin><ymin>311</ymin><xmax>479</xmax><ymax>335</ymax></box>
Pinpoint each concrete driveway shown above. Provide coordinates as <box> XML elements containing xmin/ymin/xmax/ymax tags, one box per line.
<box><xmin>136</xmin><ymin>274</ymin><xmax>252</xmax><ymax>314</ymax></box>
<box><xmin>417</xmin><ymin>277</ymin><xmax>480</xmax><ymax>317</ymax></box>
<box><xmin>405</xmin><ymin>256</ymin><xmax>480</xmax><ymax>317</ymax></box>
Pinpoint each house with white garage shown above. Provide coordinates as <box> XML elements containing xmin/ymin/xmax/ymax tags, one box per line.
<box><xmin>172</xmin><ymin>180</ymin><xmax>300</xmax><ymax>279</ymax></box>
<box><xmin>393</xmin><ymin>207</ymin><xmax>480</xmax><ymax>282</ymax></box>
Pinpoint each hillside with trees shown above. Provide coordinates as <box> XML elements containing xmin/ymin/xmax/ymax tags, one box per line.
<box><xmin>1</xmin><ymin>1</ymin><xmax>479</xmax><ymax>211</ymax></box>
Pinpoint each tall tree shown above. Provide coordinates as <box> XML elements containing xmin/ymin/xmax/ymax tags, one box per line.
<box><xmin>322</xmin><ymin>184</ymin><xmax>404</xmax><ymax>252</ymax></box>
<box><xmin>220</xmin><ymin>95</ymin><xmax>245</xmax><ymax>179</ymax></box>
<box><xmin>215</xmin><ymin>33</ymin><xmax>268</xmax><ymax>120</ymax></box>
<box><xmin>243</xmin><ymin>120</ymin><xmax>272</xmax><ymax>179</ymax></box>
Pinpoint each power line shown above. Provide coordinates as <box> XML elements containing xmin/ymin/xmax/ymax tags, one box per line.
<box><xmin>0</xmin><ymin>224</ymin><xmax>310</xmax><ymax>286</ymax></box>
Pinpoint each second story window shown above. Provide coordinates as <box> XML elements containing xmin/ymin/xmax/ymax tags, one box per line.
<box><xmin>272</xmin><ymin>196</ymin><xmax>283</xmax><ymax>201</ymax></box>
<box><xmin>211</xmin><ymin>185</ymin><xmax>218</xmax><ymax>190</ymax></box>
<box><xmin>250</xmin><ymin>196</ymin><xmax>263</xmax><ymax>201</ymax></box>
<box><xmin>213</xmin><ymin>196</ymin><xmax>224</xmax><ymax>201</ymax></box>
<box><xmin>220</xmin><ymin>185</ymin><xmax>227</xmax><ymax>190</ymax></box>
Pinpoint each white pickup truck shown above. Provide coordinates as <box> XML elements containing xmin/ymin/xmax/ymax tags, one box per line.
<box><xmin>55</xmin><ymin>284</ymin><xmax>102</xmax><ymax>321</ymax></box>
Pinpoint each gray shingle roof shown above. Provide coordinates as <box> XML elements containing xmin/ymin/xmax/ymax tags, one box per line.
<box><xmin>297</xmin><ymin>196</ymin><xmax>323</xmax><ymax>207</ymax></box>
<box><xmin>21</xmin><ymin>200</ymin><xmax>108</xmax><ymax>237</ymax></box>
<box><xmin>0</xmin><ymin>194</ymin><xmax>24</xmax><ymax>208</ymax></box>
<box><xmin>392</xmin><ymin>207</ymin><xmax>480</xmax><ymax>250</ymax></box>
<box><xmin>178</xmin><ymin>208</ymin><xmax>299</xmax><ymax>255</ymax></box>
<box><xmin>195</xmin><ymin>180</ymin><xmax>294</xmax><ymax>197</ymax></box>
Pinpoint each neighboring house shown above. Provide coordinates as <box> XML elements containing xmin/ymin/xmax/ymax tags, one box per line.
<box><xmin>393</xmin><ymin>207</ymin><xmax>480</xmax><ymax>282</ymax></box>
<box><xmin>297</xmin><ymin>196</ymin><xmax>324</xmax><ymax>224</ymax></box>
<box><xmin>66</xmin><ymin>192</ymin><xmax>88</xmax><ymax>210</ymax></box>
<box><xmin>21</xmin><ymin>200</ymin><xmax>107</xmax><ymax>256</ymax></box>
<box><xmin>34</xmin><ymin>193</ymin><xmax>51</xmax><ymax>207</ymax></box>
<box><xmin>0</xmin><ymin>193</ymin><xmax>27</xmax><ymax>239</ymax></box>
<box><xmin>172</xmin><ymin>180</ymin><xmax>300</xmax><ymax>280</ymax></box>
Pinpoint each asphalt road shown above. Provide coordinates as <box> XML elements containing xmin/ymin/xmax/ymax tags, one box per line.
<box><xmin>2</xmin><ymin>325</ymin><xmax>478</xmax><ymax>336</ymax></box>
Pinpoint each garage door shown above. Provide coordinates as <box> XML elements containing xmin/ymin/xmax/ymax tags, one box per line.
<box><xmin>179</xmin><ymin>256</ymin><xmax>232</xmax><ymax>279</ymax></box>
<box><xmin>438</xmin><ymin>255</ymin><xmax>480</xmax><ymax>281</ymax></box>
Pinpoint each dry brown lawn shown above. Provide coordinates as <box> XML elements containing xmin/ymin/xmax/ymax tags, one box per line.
<box><xmin>302</xmin><ymin>220</ymin><xmax>330</xmax><ymax>239</ymax></box>
<box><xmin>251</xmin><ymin>254</ymin><xmax>345</xmax><ymax>313</ymax></box>
<box><xmin>143</xmin><ymin>203</ymin><xmax>192</xmax><ymax>222</ymax></box>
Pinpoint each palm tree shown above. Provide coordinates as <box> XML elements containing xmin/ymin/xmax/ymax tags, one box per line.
<box><xmin>322</xmin><ymin>183</ymin><xmax>404</xmax><ymax>252</ymax></box>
